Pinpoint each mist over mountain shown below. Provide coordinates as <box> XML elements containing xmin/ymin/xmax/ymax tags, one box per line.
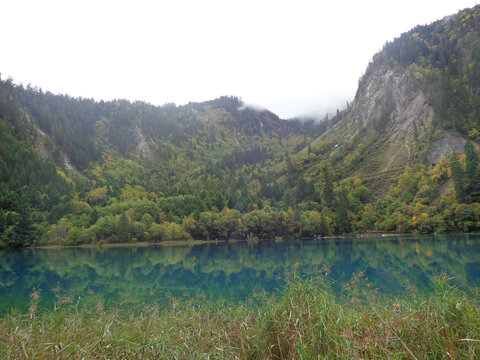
<box><xmin>2</xmin><ymin>5</ymin><xmax>480</xmax><ymax>247</ymax></box>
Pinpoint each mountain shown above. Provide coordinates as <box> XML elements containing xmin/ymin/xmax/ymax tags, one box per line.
<box><xmin>301</xmin><ymin>6</ymin><xmax>480</xmax><ymax>196</ymax></box>
<box><xmin>2</xmin><ymin>5</ymin><xmax>480</xmax><ymax>247</ymax></box>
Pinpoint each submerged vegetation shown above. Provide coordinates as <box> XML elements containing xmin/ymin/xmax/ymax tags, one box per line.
<box><xmin>1</xmin><ymin>6</ymin><xmax>480</xmax><ymax>359</ymax></box>
<box><xmin>0</xmin><ymin>274</ymin><xmax>478</xmax><ymax>359</ymax></box>
<box><xmin>2</xmin><ymin>234</ymin><xmax>478</xmax><ymax>317</ymax></box>
<box><xmin>0</xmin><ymin>6</ymin><xmax>480</xmax><ymax>359</ymax></box>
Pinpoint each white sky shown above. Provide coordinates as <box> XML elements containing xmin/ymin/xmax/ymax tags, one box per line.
<box><xmin>1</xmin><ymin>0</ymin><xmax>479</xmax><ymax>119</ymax></box>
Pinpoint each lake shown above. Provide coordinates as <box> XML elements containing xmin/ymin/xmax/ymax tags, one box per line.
<box><xmin>0</xmin><ymin>234</ymin><xmax>479</xmax><ymax>315</ymax></box>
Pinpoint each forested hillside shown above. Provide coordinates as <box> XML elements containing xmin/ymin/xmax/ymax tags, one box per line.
<box><xmin>376</xmin><ymin>6</ymin><xmax>480</xmax><ymax>135</ymax></box>
<box><xmin>2</xmin><ymin>5</ymin><xmax>480</xmax><ymax>247</ymax></box>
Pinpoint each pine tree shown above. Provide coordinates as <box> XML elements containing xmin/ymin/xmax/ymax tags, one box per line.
<box><xmin>320</xmin><ymin>165</ymin><xmax>335</xmax><ymax>208</ymax></box>
<box><xmin>89</xmin><ymin>208</ymin><xmax>99</xmax><ymax>225</ymax></box>
<box><xmin>451</xmin><ymin>154</ymin><xmax>466</xmax><ymax>202</ymax></box>
<box><xmin>335</xmin><ymin>187</ymin><xmax>350</xmax><ymax>234</ymax></box>
<box><xmin>469</xmin><ymin>166</ymin><xmax>480</xmax><ymax>202</ymax></box>
<box><xmin>318</xmin><ymin>213</ymin><xmax>330</xmax><ymax>236</ymax></box>
<box><xmin>464</xmin><ymin>142</ymin><xmax>478</xmax><ymax>193</ymax></box>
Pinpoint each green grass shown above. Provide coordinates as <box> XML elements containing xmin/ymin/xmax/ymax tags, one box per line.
<box><xmin>0</xmin><ymin>274</ymin><xmax>479</xmax><ymax>359</ymax></box>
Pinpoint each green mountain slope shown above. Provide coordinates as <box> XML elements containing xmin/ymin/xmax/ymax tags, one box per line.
<box><xmin>3</xmin><ymin>5</ymin><xmax>480</xmax><ymax>247</ymax></box>
<box><xmin>297</xmin><ymin>5</ymin><xmax>480</xmax><ymax>195</ymax></box>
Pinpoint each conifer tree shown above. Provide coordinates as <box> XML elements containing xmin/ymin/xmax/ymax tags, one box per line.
<box><xmin>335</xmin><ymin>187</ymin><xmax>350</xmax><ymax>234</ymax></box>
<box><xmin>451</xmin><ymin>154</ymin><xmax>466</xmax><ymax>202</ymax></box>
<box><xmin>320</xmin><ymin>165</ymin><xmax>335</xmax><ymax>208</ymax></box>
<box><xmin>464</xmin><ymin>142</ymin><xmax>478</xmax><ymax>193</ymax></box>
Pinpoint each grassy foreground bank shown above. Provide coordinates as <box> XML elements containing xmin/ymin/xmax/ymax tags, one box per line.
<box><xmin>0</xmin><ymin>275</ymin><xmax>479</xmax><ymax>359</ymax></box>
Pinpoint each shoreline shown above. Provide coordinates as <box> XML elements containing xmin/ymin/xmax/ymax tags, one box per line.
<box><xmin>30</xmin><ymin>238</ymin><xmax>241</xmax><ymax>249</ymax></box>
<box><xmin>27</xmin><ymin>232</ymin><xmax>473</xmax><ymax>249</ymax></box>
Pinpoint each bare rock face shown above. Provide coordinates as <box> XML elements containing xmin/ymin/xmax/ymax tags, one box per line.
<box><xmin>133</xmin><ymin>124</ymin><xmax>154</xmax><ymax>158</ymax></box>
<box><xmin>426</xmin><ymin>133</ymin><xmax>467</xmax><ymax>165</ymax></box>
<box><xmin>22</xmin><ymin>108</ymin><xmax>85</xmax><ymax>178</ymax></box>
<box><xmin>351</xmin><ymin>65</ymin><xmax>433</xmax><ymax>144</ymax></box>
<box><xmin>354</xmin><ymin>64</ymin><xmax>469</xmax><ymax>167</ymax></box>
<box><xmin>314</xmin><ymin>63</ymin><xmax>467</xmax><ymax>173</ymax></box>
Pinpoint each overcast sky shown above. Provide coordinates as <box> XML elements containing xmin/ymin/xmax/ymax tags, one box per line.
<box><xmin>1</xmin><ymin>0</ymin><xmax>479</xmax><ymax>119</ymax></box>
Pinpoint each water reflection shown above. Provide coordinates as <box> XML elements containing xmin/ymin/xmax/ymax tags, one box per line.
<box><xmin>0</xmin><ymin>234</ymin><xmax>479</xmax><ymax>314</ymax></box>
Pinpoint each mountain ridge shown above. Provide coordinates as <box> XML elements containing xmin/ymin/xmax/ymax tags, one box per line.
<box><xmin>302</xmin><ymin>6</ymin><xmax>480</xmax><ymax>194</ymax></box>
<box><xmin>2</xmin><ymin>5</ymin><xmax>480</xmax><ymax>247</ymax></box>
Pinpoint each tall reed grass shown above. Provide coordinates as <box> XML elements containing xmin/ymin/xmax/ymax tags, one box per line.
<box><xmin>0</xmin><ymin>273</ymin><xmax>478</xmax><ymax>359</ymax></box>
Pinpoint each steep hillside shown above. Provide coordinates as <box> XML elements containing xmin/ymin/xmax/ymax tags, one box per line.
<box><xmin>305</xmin><ymin>5</ymin><xmax>480</xmax><ymax>196</ymax></box>
<box><xmin>0</xmin><ymin>81</ymin><xmax>316</xmax><ymax>247</ymax></box>
<box><xmin>0</xmin><ymin>80</ymin><xmax>305</xmax><ymax>170</ymax></box>
<box><xmin>3</xmin><ymin>5</ymin><xmax>480</xmax><ymax>247</ymax></box>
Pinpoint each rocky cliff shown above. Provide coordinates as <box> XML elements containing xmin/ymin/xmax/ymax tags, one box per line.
<box><xmin>310</xmin><ymin>7</ymin><xmax>479</xmax><ymax>184</ymax></box>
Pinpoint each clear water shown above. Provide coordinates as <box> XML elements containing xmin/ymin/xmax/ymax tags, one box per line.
<box><xmin>0</xmin><ymin>234</ymin><xmax>479</xmax><ymax>315</ymax></box>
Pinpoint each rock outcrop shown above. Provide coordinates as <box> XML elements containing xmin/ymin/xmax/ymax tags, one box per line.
<box><xmin>312</xmin><ymin>60</ymin><xmax>467</xmax><ymax>176</ymax></box>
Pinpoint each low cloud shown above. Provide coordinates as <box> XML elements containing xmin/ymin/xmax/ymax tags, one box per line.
<box><xmin>238</xmin><ymin>102</ymin><xmax>268</xmax><ymax>113</ymax></box>
<box><xmin>262</xmin><ymin>90</ymin><xmax>355</xmax><ymax>120</ymax></box>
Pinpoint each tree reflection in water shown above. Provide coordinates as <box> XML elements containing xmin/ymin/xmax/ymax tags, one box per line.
<box><xmin>0</xmin><ymin>234</ymin><xmax>479</xmax><ymax>315</ymax></box>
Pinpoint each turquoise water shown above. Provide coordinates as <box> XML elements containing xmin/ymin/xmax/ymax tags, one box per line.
<box><xmin>0</xmin><ymin>234</ymin><xmax>479</xmax><ymax>315</ymax></box>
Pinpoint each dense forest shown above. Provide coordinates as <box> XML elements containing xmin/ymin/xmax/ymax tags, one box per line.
<box><xmin>373</xmin><ymin>6</ymin><xmax>480</xmax><ymax>136</ymax></box>
<box><xmin>2</xmin><ymin>5</ymin><xmax>480</xmax><ymax>248</ymax></box>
